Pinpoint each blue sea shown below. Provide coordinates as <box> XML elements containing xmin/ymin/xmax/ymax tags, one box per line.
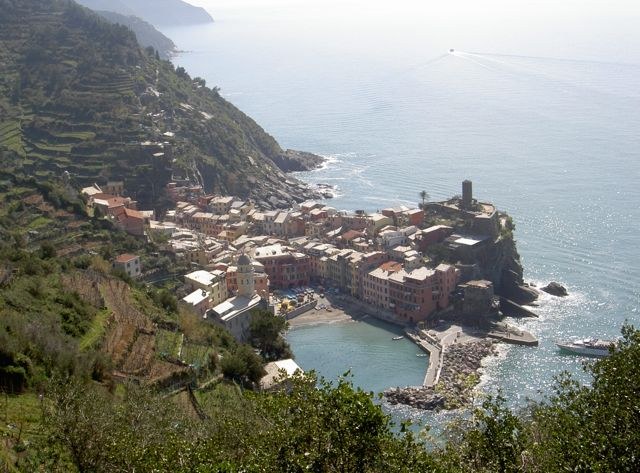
<box><xmin>166</xmin><ymin>0</ymin><xmax>640</xmax><ymax>418</ymax></box>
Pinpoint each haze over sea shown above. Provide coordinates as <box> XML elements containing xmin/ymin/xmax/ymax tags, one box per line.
<box><xmin>167</xmin><ymin>0</ymin><xmax>640</xmax><ymax>414</ymax></box>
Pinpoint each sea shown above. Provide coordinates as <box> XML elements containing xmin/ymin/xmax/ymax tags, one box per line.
<box><xmin>165</xmin><ymin>0</ymin><xmax>640</xmax><ymax>423</ymax></box>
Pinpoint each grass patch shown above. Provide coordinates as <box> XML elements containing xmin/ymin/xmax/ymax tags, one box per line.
<box><xmin>31</xmin><ymin>141</ymin><xmax>71</xmax><ymax>153</ymax></box>
<box><xmin>0</xmin><ymin>393</ymin><xmax>43</xmax><ymax>441</ymax></box>
<box><xmin>50</xmin><ymin>131</ymin><xmax>96</xmax><ymax>140</ymax></box>
<box><xmin>156</xmin><ymin>329</ymin><xmax>182</xmax><ymax>358</ymax></box>
<box><xmin>181</xmin><ymin>343</ymin><xmax>212</xmax><ymax>369</ymax></box>
<box><xmin>26</xmin><ymin>216</ymin><xmax>52</xmax><ymax>230</ymax></box>
<box><xmin>79</xmin><ymin>308</ymin><xmax>110</xmax><ymax>351</ymax></box>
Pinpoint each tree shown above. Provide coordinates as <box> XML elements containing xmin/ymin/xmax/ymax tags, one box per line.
<box><xmin>221</xmin><ymin>344</ymin><xmax>264</xmax><ymax>387</ymax></box>
<box><xmin>419</xmin><ymin>189</ymin><xmax>430</xmax><ymax>209</ymax></box>
<box><xmin>525</xmin><ymin>323</ymin><xmax>640</xmax><ymax>472</ymax></box>
<box><xmin>249</xmin><ymin>309</ymin><xmax>292</xmax><ymax>361</ymax></box>
<box><xmin>435</xmin><ymin>323</ymin><xmax>640</xmax><ymax>472</ymax></box>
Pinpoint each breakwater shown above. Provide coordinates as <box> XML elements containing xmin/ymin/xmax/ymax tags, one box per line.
<box><xmin>384</xmin><ymin>340</ymin><xmax>496</xmax><ymax>410</ymax></box>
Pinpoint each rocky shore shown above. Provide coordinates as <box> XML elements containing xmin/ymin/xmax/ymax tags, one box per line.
<box><xmin>384</xmin><ymin>340</ymin><xmax>496</xmax><ymax>410</ymax></box>
<box><xmin>272</xmin><ymin>149</ymin><xmax>326</xmax><ymax>173</ymax></box>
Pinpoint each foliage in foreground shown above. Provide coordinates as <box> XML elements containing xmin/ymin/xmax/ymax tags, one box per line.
<box><xmin>6</xmin><ymin>324</ymin><xmax>640</xmax><ymax>472</ymax></box>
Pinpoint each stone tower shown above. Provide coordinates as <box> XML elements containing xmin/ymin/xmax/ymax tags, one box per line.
<box><xmin>237</xmin><ymin>253</ymin><xmax>255</xmax><ymax>298</ymax></box>
<box><xmin>462</xmin><ymin>179</ymin><xmax>473</xmax><ymax>209</ymax></box>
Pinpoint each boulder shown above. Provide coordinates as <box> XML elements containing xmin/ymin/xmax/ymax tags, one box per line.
<box><xmin>541</xmin><ymin>281</ymin><xmax>568</xmax><ymax>297</ymax></box>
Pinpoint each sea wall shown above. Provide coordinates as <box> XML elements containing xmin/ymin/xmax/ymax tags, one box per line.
<box><xmin>285</xmin><ymin>300</ymin><xmax>318</xmax><ymax>320</ymax></box>
<box><xmin>384</xmin><ymin>340</ymin><xmax>496</xmax><ymax>410</ymax></box>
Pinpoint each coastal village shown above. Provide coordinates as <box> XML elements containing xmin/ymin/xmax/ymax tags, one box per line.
<box><xmin>81</xmin><ymin>178</ymin><xmax>540</xmax><ymax>405</ymax></box>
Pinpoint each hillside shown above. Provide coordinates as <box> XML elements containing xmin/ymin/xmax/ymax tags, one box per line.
<box><xmin>0</xmin><ymin>0</ymin><xmax>321</xmax><ymax>210</ymax></box>
<box><xmin>76</xmin><ymin>0</ymin><xmax>214</xmax><ymax>26</ymax></box>
<box><xmin>93</xmin><ymin>10</ymin><xmax>177</xmax><ymax>59</ymax></box>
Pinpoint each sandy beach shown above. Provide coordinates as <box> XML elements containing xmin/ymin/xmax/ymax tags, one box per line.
<box><xmin>287</xmin><ymin>295</ymin><xmax>367</xmax><ymax>328</ymax></box>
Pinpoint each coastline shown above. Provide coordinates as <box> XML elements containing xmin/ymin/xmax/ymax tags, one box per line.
<box><xmin>285</xmin><ymin>294</ymin><xmax>532</xmax><ymax>411</ymax></box>
<box><xmin>287</xmin><ymin>295</ymin><xmax>367</xmax><ymax>329</ymax></box>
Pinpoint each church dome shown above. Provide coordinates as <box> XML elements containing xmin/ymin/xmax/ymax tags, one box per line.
<box><xmin>238</xmin><ymin>254</ymin><xmax>251</xmax><ymax>266</ymax></box>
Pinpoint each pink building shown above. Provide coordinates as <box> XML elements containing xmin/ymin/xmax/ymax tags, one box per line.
<box><xmin>253</xmin><ymin>245</ymin><xmax>310</xmax><ymax>289</ymax></box>
<box><xmin>388</xmin><ymin>263</ymin><xmax>458</xmax><ymax>324</ymax></box>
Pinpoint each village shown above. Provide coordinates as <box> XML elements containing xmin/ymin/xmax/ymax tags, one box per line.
<box><xmin>80</xmin><ymin>178</ymin><xmax>538</xmax><ymax>395</ymax></box>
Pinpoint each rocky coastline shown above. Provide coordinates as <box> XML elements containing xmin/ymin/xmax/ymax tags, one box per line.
<box><xmin>272</xmin><ymin>149</ymin><xmax>326</xmax><ymax>173</ymax></box>
<box><xmin>384</xmin><ymin>340</ymin><xmax>497</xmax><ymax>410</ymax></box>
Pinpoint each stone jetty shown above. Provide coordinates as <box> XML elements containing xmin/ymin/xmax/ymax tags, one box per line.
<box><xmin>384</xmin><ymin>340</ymin><xmax>496</xmax><ymax>410</ymax></box>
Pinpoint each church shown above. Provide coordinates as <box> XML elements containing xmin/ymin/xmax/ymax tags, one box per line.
<box><xmin>204</xmin><ymin>254</ymin><xmax>266</xmax><ymax>342</ymax></box>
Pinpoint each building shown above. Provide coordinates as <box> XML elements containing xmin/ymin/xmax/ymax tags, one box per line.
<box><xmin>382</xmin><ymin>206</ymin><xmax>424</xmax><ymax>227</ymax></box>
<box><xmin>167</xmin><ymin>231</ymin><xmax>224</xmax><ymax>266</ymax></box>
<box><xmin>113</xmin><ymin>254</ymin><xmax>142</xmax><ymax>279</ymax></box>
<box><xmin>260</xmin><ymin>359</ymin><xmax>304</xmax><ymax>391</ymax></box>
<box><xmin>253</xmin><ymin>244</ymin><xmax>310</xmax><ymax>289</ymax></box>
<box><xmin>460</xmin><ymin>279</ymin><xmax>495</xmax><ymax>317</ymax></box>
<box><xmin>387</xmin><ymin>263</ymin><xmax>458</xmax><ymax>324</ymax></box>
<box><xmin>205</xmin><ymin>254</ymin><xmax>264</xmax><ymax>341</ymax></box>
<box><xmin>103</xmin><ymin>181</ymin><xmax>124</xmax><ymax>196</ymax></box>
<box><xmin>210</xmin><ymin>196</ymin><xmax>234</xmax><ymax>215</ymax></box>
<box><xmin>362</xmin><ymin>261</ymin><xmax>402</xmax><ymax>311</ymax></box>
<box><xmin>113</xmin><ymin>207</ymin><xmax>145</xmax><ymax>236</ymax></box>
<box><xmin>226</xmin><ymin>261</ymin><xmax>270</xmax><ymax>299</ymax></box>
<box><xmin>414</xmin><ymin>225</ymin><xmax>453</xmax><ymax>252</ymax></box>
<box><xmin>184</xmin><ymin>269</ymin><xmax>228</xmax><ymax>307</ymax></box>
<box><xmin>181</xmin><ymin>289</ymin><xmax>212</xmax><ymax>316</ymax></box>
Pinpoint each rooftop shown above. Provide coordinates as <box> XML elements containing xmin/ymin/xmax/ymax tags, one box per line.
<box><xmin>182</xmin><ymin>289</ymin><xmax>210</xmax><ymax>306</ymax></box>
<box><xmin>185</xmin><ymin>270</ymin><xmax>217</xmax><ymax>286</ymax></box>
<box><xmin>115</xmin><ymin>253</ymin><xmax>137</xmax><ymax>263</ymax></box>
<box><xmin>211</xmin><ymin>294</ymin><xmax>262</xmax><ymax>322</ymax></box>
<box><xmin>254</xmin><ymin>244</ymin><xmax>286</xmax><ymax>259</ymax></box>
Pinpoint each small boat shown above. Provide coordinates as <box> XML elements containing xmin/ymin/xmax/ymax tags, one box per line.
<box><xmin>392</xmin><ymin>336</ymin><xmax>404</xmax><ymax>340</ymax></box>
<box><xmin>416</xmin><ymin>353</ymin><xmax>428</xmax><ymax>357</ymax></box>
<box><xmin>556</xmin><ymin>338</ymin><xmax>616</xmax><ymax>358</ymax></box>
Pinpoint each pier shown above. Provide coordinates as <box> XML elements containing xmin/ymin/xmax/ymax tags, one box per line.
<box><xmin>406</xmin><ymin>322</ymin><xmax>539</xmax><ymax>388</ymax></box>
<box><xmin>405</xmin><ymin>330</ymin><xmax>442</xmax><ymax>387</ymax></box>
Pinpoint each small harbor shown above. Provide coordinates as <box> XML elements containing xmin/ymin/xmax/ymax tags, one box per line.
<box><xmin>287</xmin><ymin>290</ymin><xmax>538</xmax><ymax>411</ymax></box>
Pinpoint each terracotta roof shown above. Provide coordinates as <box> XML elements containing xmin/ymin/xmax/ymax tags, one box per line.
<box><xmin>379</xmin><ymin>261</ymin><xmax>402</xmax><ymax>272</ymax></box>
<box><xmin>341</xmin><ymin>230</ymin><xmax>363</xmax><ymax>241</ymax></box>
<box><xmin>124</xmin><ymin>207</ymin><xmax>144</xmax><ymax>219</ymax></box>
<box><xmin>115</xmin><ymin>253</ymin><xmax>138</xmax><ymax>263</ymax></box>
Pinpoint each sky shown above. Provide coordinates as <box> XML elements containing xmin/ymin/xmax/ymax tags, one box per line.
<box><xmin>181</xmin><ymin>0</ymin><xmax>640</xmax><ymax>64</ymax></box>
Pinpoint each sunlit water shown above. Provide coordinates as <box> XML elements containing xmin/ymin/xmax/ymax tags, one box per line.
<box><xmin>166</xmin><ymin>1</ymin><xmax>640</xmax><ymax>420</ymax></box>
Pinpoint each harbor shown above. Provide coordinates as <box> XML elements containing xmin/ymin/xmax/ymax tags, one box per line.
<box><xmin>287</xmin><ymin>289</ymin><xmax>539</xmax><ymax>410</ymax></box>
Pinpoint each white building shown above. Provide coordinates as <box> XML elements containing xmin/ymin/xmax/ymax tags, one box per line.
<box><xmin>181</xmin><ymin>289</ymin><xmax>211</xmax><ymax>316</ymax></box>
<box><xmin>113</xmin><ymin>254</ymin><xmax>142</xmax><ymax>279</ymax></box>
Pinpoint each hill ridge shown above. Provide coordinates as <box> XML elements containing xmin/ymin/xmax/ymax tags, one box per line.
<box><xmin>0</xmin><ymin>0</ymin><xmax>322</xmax><ymax>210</ymax></box>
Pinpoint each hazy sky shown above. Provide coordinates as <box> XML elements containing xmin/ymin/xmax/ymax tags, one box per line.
<box><xmin>180</xmin><ymin>0</ymin><xmax>640</xmax><ymax>63</ymax></box>
<box><xmin>188</xmin><ymin>0</ymin><xmax>640</xmax><ymax>20</ymax></box>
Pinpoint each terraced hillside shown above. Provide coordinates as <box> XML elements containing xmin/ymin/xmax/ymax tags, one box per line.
<box><xmin>0</xmin><ymin>0</ymin><xmax>320</xmax><ymax>209</ymax></box>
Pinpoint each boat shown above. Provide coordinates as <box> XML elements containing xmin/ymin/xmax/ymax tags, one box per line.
<box><xmin>556</xmin><ymin>338</ymin><xmax>616</xmax><ymax>357</ymax></box>
<box><xmin>392</xmin><ymin>336</ymin><xmax>404</xmax><ymax>340</ymax></box>
<box><xmin>416</xmin><ymin>353</ymin><xmax>428</xmax><ymax>357</ymax></box>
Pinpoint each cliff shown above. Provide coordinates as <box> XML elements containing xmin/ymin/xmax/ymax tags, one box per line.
<box><xmin>76</xmin><ymin>0</ymin><xmax>214</xmax><ymax>27</ymax></box>
<box><xmin>425</xmin><ymin>200</ymin><xmax>537</xmax><ymax>304</ymax></box>
<box><xmin>0</xmin><ymin>0</ymin><xmax>321</xmax><ymax>210</ymax></box>
<box><xmin>93</xmin><ymin>10</ymin><xmax>177</xmax><ymax>59</ymax></box>
<box><xmin>270</xmin><ymin>149</ymin><xmax>326</xmax><ymax>172</ymax></box>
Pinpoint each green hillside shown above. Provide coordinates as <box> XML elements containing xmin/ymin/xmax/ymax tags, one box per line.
<box><xmin>93</xmin><ymin>10</ymin><xmax>177</xmax><ymax>59</ymax></box>
<box><xmin>0</xmin><ymin>0</ymin><xmax>318</xmax><ymax>210</ymax></box>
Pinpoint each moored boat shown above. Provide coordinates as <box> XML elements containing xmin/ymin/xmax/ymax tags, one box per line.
<box><xmin>556</xmin><ymin>338</ymin><xmax>615</xmax><ymax>357</ymax></box>
<box><xmin>392</xmin><ymin>336</ymin><xmax>404</xmax><ymax>340</ymax></box>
